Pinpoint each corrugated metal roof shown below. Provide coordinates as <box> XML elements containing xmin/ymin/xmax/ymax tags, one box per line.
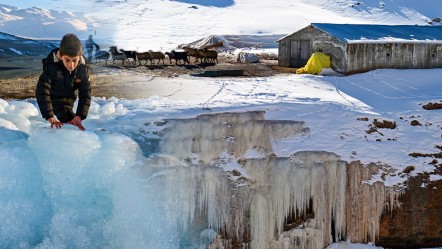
<box><xmin>311</xmin><ymin>23</ymin><xmax>442</xmax><ymax>44</ymax></box>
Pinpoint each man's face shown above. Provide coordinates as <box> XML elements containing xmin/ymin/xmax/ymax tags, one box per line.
<box><xmin>59</xmin><ymin>52</ymin><xmax>81</xmax><ymax>72</ymax></box>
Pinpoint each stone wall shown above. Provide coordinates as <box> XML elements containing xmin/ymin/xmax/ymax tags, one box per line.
<box><xmin>277</xmin><ymin>26</ymin><xmax>346</xmax><ymax>72</ymax></box>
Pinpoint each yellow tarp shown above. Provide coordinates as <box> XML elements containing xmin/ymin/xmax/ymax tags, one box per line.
<box><xmin>296</xmin><ymin>52</ymin><xmax>330</xmax><ymax>75</ymax></box>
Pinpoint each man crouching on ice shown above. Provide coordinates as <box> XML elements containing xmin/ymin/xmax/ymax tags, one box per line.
<box><xmin>36</xmin><ymin>33</ymin><xmax>91</xmax><ymax>131</ymax></box>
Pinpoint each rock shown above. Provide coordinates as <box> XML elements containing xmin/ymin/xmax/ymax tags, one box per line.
<box><xmin>422</xmin><ymin>101</ymin><xmax>442</xmax><ymax>110</ymax></box>
<box><xmin>378</xmin><ymin>172</ymin><xmax>442</xmax><ymax>247</ymax></box>
<box><xmin>411</xmin><ymin>120</ymin><xmax>422</xmax><ymax>126</ymax></box>
<box><xmin>236</xmin><ymin>52</ymin><xmax>260</xmax><ymax>63</ymax></box>
<box><xmin>402</xmin><ymin>165</ymin><xmax>415</xmax><ymax>174</ymax></box>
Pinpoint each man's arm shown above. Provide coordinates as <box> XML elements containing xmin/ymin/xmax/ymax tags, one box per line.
<box><xmin>36</xmin><ymin>71</ymin><xmax>64</xmax><ymax>128</ymax></box>
<box><xmin>75</xmin><ymin>65</ymin><xmax>92</xmax><ymax>120</ymax></box>
<box><xmin>35</xmin><ymin>71</ymin><xmax>55</xmax><ymax>120</ymax></box>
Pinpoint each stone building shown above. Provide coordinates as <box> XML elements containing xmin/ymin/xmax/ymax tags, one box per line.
<box><xmin>277</xmin><ymin>23</ymin><xmax>442</xmax><ymax>74</ymax></box>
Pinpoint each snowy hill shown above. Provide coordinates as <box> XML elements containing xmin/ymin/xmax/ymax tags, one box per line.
<box><xmin>0</xmin><ymin>0</ymin><xmax>441</xmax><ymax>51</ymax></box>
<box><xmin>0</xmin><ymin>31</ymin><xmax>57</xmax><ymax>58</ymax></box>
<box><xmin>0</xmin><ymin>4</ymin><xmax>96</xmax><ymax>40</ymax></box>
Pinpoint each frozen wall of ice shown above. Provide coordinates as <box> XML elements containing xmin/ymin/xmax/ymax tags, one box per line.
<box><xmin>157</xmin><ymin>111</ymin><xmax>402</xmax><ymax>249</ymax></box>
<box><xmin>109</xmin><ymin>155</ymin><xmax>232</xmax><ymax>248</ymax></box>
<box><xmin>346</xmin><ymin>162</ymin><xmax>402</xmax><ymax>243</ymax></box>
<box><xmin>159</xmin><ymin>111</ymin><xmax>309</xmax><ymax>163</ymax></box>
<box><xmin>247</xmin><ymin>152</ymin><xmax>347</xmax><ymax>249</ymax></box>
<box><xmin>0</xmin><ymin>101</ymin><xmax>403</xmax><ymax>249</ymax></box>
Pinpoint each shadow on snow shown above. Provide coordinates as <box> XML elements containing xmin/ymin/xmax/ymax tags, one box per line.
<box><xmin>174</xmin><ymin>0</ymin><xmax>234</xmax><ymax>8</ymax></box>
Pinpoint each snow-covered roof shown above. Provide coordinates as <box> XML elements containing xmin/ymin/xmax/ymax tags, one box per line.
<box><xmin>313</xmin><ymin>23</ymin><xmax>442</xmax><ymax>44</ymax></box>
<box><xmin>279</xmin><ymin>23</ymin><xmax>442</xmax><ymax>44</ymax></box>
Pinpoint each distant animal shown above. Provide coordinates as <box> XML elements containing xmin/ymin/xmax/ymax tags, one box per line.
<box><xmin>109</xmin><ymin>46</ymin><xmax>127</xmax><ymax>65</ymax></box>
<box><xmin>134</xmin><ymin>51</ymin><xmax>153</xmax><ymax>65</ymax></box>
<box><xmin>148</xmin><ymin>50</ymin><xmax>166</xmax><ymax>65</ymax></box>
<box><xmin>164</xmin><ymin>52</ymin><xmax>175</xmax><ymax>64</ymax></box>
<box><xmin>119</xmin><ymin>49</ymin><xmax>137</xmax><ymax>64</ymax></box>
<box><xmin>182</xmin><ymin>46</ymin><xmax>203</xmax><ymax>63</ymax></box>
<box><xmin>167</xmin><ymin>50</ymin><xmax>189</xmax><ymax>65</ymax></box>
<box><xmin>93</xmin><ymin>44</ymin><xmax>110</xmax><ymax>65</ymax></box>
<box><xmin>199</xmin><ymin>48</ymin><xmax>218</xmax><ymax>63</ymax></box>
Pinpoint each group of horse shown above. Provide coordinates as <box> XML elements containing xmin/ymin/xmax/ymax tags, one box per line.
<box><xmin>90</xmin><ymin>45</ymin><xmax>218</xmax><ymax>66</ymax></box>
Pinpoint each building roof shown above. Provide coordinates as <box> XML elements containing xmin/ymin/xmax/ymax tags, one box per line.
<box><xmin>279</xmin><ymin>23</ymin><xmax>442</xmax><ymax>44</ymax></box>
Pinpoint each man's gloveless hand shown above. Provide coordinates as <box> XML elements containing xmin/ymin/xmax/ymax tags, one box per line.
<box><xmin>48</xmin><ymin>117</ymin><xmax>63</xmax><ymax>129</ymax></box>
<box><xmin>68</xmin><ymin>115</ymin><xmax>86</xmax><ymax>131</ymax></box>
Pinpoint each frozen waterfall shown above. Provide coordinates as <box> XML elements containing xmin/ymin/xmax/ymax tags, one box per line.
<box><xmin>0</xmin><ymin>109</ymin><xmax>401</xmax><ymax>249</ymax></box>
<box><xmin>155</xmin><ymin>111</ymin><xmax>401</xmax><ymax>249</ymax></box>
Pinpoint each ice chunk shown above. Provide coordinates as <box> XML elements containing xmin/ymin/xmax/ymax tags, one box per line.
<box><xmin>0</xmin><ymin>137</ymin><xmax>50</xmax><ymax>248</ymax></box>
<box><xmin>0</xmin><ymin>99</ymin><xmax>8</xmax><ymax>112</ymax></box>
<box><xmin>25</xmin><ymin>126</ymin><xmax>143</xmax><ymax>247</ymax></box>
<box><xmin>6</xmin><ymin>101</ymin><xmax>39</xmax><ymax>118</ymax></box>
<box><xmin>0</xmin><ymin>118</ymin><xmax>19</xmax><ymax>130</ymax></box>
<box><xmin>0</xmin><ymin>113</ymin><xmax>32</xmax><ymax>133</ymax></box>
<box><xmin>100</xmin><ymin>102</ymin><xmax>116</xmax><ymax>115</ymax></box>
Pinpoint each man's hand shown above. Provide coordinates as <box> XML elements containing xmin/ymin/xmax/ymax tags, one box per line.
<box><xmin>48</xmin><ymin>117</ymin><xmax>63</xmax><ymax>129</ymax></box>
<box><xmin>68</xmin><ymin>115</ymin><xmax>86</xmax><ymax>131</ymax></box>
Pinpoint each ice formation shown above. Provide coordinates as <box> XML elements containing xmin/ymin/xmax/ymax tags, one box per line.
<box><xmin>158</xmin><ymin>111</ymin><xmax>402</xmax><ymax>249</ymax></box>
<box><xmin>247</xmin><ymin>152</ymin><xmax>347</xmax><ymax>249</ymax></box>
<box><xmin>345</xmin><ymin>162</ymin><xmax>402</xmax><ymax>243</ymax></box>
<box><xmin>110</xmin><ymin>156</ymin><xmax>231</xmax><ymax>248</ymax></box>
<box><xmin>0</xmin><ymin>101</ymin><xmax>402</xmax><ymax>249</ymax></box>
<box><xmin>159</xmin><ymin>111</ymin><xmax>309</xmax><ymax>163</ymax></box>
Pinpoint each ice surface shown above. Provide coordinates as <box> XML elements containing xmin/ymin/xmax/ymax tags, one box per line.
<box><xmin>0</xmin><ymin>121</ymin><xmax>147</xmax><ymax>248</ymax></box>
<box><xmin>25</xmin><ymin>127</ymin><xmax>141</xmax><ymax>248</ymax></box>
<box><xmin>108</xmin><ymin>158</ymin><xmax>230</xmax><ymax>248</ymax></box>
<box><xmin>0</xmin><ymin>108</ymin><xmax>229</xmax><ymax>248</ymax></box>
<box><xmin>0</xmin><ymin>134</ymin><xmax>49</xmax><ymax>248</ymax></box>
<box><xmin>0</xmin><ymin>101</ymin><xmax>38</xmax><ymax>133</ymax></box>
<box><xmin>159</xmin><ymin>111</ymin><xmax>309</xmax><ymax>163</ymax></box>
<box><xmin>326</xmin><ymin>241</ymin><xmax>383</xmax><ymax>249</ymax></box>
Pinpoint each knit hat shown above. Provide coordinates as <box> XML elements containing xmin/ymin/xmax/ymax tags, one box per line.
<box><xmin>59</xmin><ymin>33</ymin><xmax>82</xmax><ymax>56</ymax></box>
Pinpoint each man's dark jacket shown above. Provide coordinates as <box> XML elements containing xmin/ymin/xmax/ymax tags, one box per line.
<box><xmin>36</xmin><ymin>48</ymin><xmax>91</xmax><ymax>122</ymax></box>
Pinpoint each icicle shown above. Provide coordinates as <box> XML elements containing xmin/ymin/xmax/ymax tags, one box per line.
<box><xmin>345</xmin><ymin>162</ymin><xmax>403</xmax><ymax>243</ymax></box>
<box><xmin>117</xmin><ymin>156</ymin><xmax>232</xmax><ymax>247</ymax></box>
<box><xmin>155</xmin><ymin>111</ymin><xmax>402</xmax><ymax>248</ymax></box>
<box><xmin>246</xmin><ymin>152</ymin><xmax>347</xmax><ymax>249</ymax></box>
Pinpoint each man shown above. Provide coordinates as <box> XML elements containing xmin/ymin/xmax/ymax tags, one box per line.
<box><xmin>85</xmin><ymin>34</ymin><xmax>98</xmax><ymax>62</ymax></box>
<box><xmin>35</xmin><ymin>33</ymin><xmax>91</xmax><ymax>131</ymax></box>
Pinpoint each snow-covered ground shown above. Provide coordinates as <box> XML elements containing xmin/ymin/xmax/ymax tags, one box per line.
<box><xmin>1</xmin><ymin>69</ymin><xmax>441</xmax><ymax>248</ymax></box>
<box><xmin>0</xmin><ymin>0</ymin><xmax>441</xmax><ymax>248</ymax></box>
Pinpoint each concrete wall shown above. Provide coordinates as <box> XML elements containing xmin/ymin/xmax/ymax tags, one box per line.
<box><xmin>346</xmin><ymin>43</ymin><xmax>442</xmax><ymax>74</ymax></box>
<box><xmin>278</xmin><ymin>26</ymin><xmax>347</xmax><ymax>72</ymax></box>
